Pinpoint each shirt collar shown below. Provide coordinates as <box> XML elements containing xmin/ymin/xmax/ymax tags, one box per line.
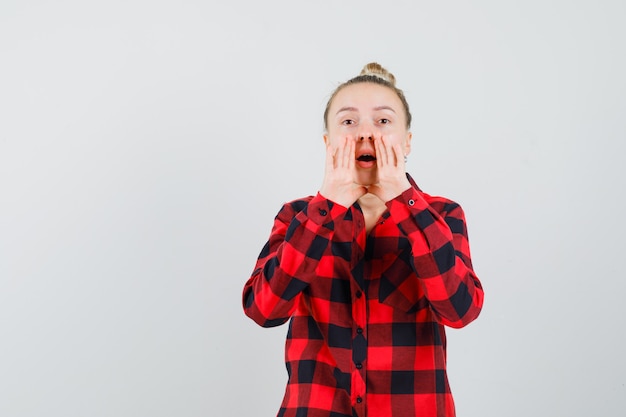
<box><xmin>406</xmin><ymin>172</ymin><xmax>422</xmax><ymax>192</ymax></box>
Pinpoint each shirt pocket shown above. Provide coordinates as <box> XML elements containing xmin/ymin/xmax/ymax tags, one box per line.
<box><xmin>377</xmin><ymin>252</ymin><xmax>428</xmax><ymax>314</ymax></box>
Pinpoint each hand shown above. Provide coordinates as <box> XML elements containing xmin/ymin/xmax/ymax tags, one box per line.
<box><xmin>368</xmin><ymin>136</ymin><xmax>412</xmax><ymax>202</ymax></box>
<box><xmin>319</xmin><ymin>137</ymin><xmax>368</xmax><ymax>208</ymax></box>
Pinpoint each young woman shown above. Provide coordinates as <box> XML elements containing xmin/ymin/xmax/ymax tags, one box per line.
<box><xmin>243</xmin><ymin>63</ymin><xmax>484</xmax><ymax>417</ymax></box>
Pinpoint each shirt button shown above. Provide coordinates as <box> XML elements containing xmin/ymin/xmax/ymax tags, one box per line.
<box><xmin>319</xmin><ymin>209</ymin><xmax>328</xmax><ymax>216</ymax></box>
<box><xmin>356</xmin><ymin>397</ymin><xmax>363</xmax><ymax>404</ymax></box>
<box><xmin>408</xmin><ymin>199</ymin><xmax>415</xmax><ymax>206</ymax></box>
<box><xmin>356</xmin><ymin>363</ymin><xmax>362</xmax><ymax>369</ymax></box>
<box><xmin>356</xmin><ymin>327</ymin><xmax>363</xmax><ymax>334</ymax></box>
<box><xmin>355</xmin><ymin>290</ymin><xmax>362</xmax><ymax>299</ymax></box>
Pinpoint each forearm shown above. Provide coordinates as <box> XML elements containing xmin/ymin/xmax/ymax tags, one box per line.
<box><xmin>242</xmin><ymin>194</ymin><xmax>349</xmax><ymax>327</ymax></box>
<box><xmin>386</xmin><ymin>187</ymin><xmax>484</xmax><ymax>328</ymax></box>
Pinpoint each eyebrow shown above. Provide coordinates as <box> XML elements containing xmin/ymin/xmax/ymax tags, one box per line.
<box><xmin>335</xmin><ymin>106</ymin><xmax>358</xmax><ymax>115</ymax></box>
<box><xmin>373</xmin><ymin>106</ymin><xmax>396</xmax><ymax>113</ymax></box>
<box><xmin>335</xmin><ymin>105</ymin><xmax>397</xmax><ymax>115</ymax></box>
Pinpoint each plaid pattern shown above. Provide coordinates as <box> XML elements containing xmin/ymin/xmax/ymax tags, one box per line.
<box><xmin>243</xmin><ymin>174</ymin><xmax>484</xmax><ymax>417</ymax></box>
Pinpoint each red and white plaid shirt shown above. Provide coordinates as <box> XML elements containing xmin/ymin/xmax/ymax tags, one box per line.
<box><xmin>243</xmin><ymin>174</ymin><xmax>484</xmax><ymax>417</ymax></box>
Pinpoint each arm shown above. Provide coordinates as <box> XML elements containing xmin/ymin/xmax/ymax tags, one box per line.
<box><xmin>242</xmin><ymin>194</ymin><xmax>349</xmax><ymax>327</ymax></box>
<box><xmin>244</xmin><ymin>137</ymin><xmax>366</xmax><ymax>327</ymax></box>
<box><xmin>386</xmin><ymin>187</ymin><xmax>484</xmax><ymax>328</ymax></box>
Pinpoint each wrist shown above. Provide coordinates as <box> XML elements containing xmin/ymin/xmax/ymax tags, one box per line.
<box><xmin>383</xmin><ymin>180</ymin><xmax>412</xmax><ymax>202</ymax></box>
<box><xmin>318</xmin><ymin>190</ymin><xmax>351</xmax><ymax>208</ymax></box>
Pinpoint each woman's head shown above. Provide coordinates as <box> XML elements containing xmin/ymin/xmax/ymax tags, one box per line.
<box><xmin>323</xmin><ymin>63</ymin><xmax>413</xmax><ymax>186</ymax></box>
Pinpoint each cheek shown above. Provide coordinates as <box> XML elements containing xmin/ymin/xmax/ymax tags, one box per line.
<box><xmin>325</xmin><ymin>135</ymin><xmax>346</xmax><ymax>150</ymax></box>
<box><xmin>383</xmin><ymin>128</ymin><xmax>409</xmax><ymax>145</ymax></box>
<box><xmin>327</xmin><ymin>129</ymin><xmax>356</xmax><ymax>146</ymax></box>
<box><xmin>381</xmin><ymin>134</ymin><xmax>403</xmax><ymax>146</ymax></box>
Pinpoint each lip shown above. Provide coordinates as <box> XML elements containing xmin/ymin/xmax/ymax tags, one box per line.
<box><xmin>356</xmin><ymin>147</ymin><xmax>376</xmax><ymax>159</ymax></box>
<box><xmin>356</xmin><ymin>152</ymin><xmax>377</xmax><ymax>169</ymax></box>
<box><xmin>356</xmin><ymin>159</ymin><xmax>376</xmax><ymax>169</ymax></box>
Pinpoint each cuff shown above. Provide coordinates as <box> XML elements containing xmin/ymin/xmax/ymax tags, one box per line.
<box><xmin>304</xmin><ymin>192</ymin><xmax>350</xmax><ymax>226</ymax></box>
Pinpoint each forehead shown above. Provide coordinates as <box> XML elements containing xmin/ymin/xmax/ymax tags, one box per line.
<box><xmin>330</xmin><ymin>82</ymin><xmax>404</xmax><ymax>112</ymax></box>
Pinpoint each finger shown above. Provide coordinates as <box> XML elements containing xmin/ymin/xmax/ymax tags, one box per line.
<box><xmin>347</xmin><ymin>137</ymin><xmax>356</xmax><ymax>169</ymax></box>
<box><xmin>376</xmin><ymin>136</ymin><xmax>389</xmax><ymax>167</ymax></box>
<box><xmin>325</xmin><ymin>142</ymin><xmax>335</xmax><ymax>172</ymax></box>
<box><xmin>384</xmin><ymin>137</ymin><xmax>396</xmax><ymax>166</ymax></box>
<box><xmin>342</xmin><ymin>137</ymin><xmax>352</xmax><ymax>168</ymax></box>
<box><xmin>393</xmin><ymin>143</ymin><xmax>404</xmax><ymax>168</ymax></box>
<box><xmin>335</xmin><ymin>137</ymin><xmax>346</xmax><ymax>168</ymax></box>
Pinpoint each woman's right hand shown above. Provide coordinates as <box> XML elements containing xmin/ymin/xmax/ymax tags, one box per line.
<box><xmin>319</xmin><ymin>137</ymin><xmax>368</xmax><ymax>208</ymax></box>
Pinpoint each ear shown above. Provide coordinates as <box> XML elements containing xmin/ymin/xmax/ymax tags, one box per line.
<box><xmin>323</xmin><ymin>134</ymin><xmax>329</xmax><ymax>146</ymax></box>
<box><xmin>403</xmin><ymin>132</ymin><xmax>413</xmax><ymax>156</ymax></box>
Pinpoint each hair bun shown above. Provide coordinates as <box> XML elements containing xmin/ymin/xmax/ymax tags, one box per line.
<box><xmin>359</xmin><ymin>62</ymin><xmax>396</xmax><ymax>86</ymax></box>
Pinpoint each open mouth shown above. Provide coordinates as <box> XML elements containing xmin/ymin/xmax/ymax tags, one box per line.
<box><xmin>357</xmin><ymin>154</ymin><xmax>376</xmax><ymax>162</ymax></box>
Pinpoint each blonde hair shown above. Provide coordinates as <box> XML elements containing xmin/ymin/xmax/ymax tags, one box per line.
<box><xmin>323</xmin><ymin>62</ymin><xmax>411</xmax><ymax>129</ymax></box>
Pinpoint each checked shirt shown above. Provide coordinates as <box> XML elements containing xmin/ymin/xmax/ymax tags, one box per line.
<box><xmin>243</xmin><ymin>174</ymin><xmax>484</xmax><ymax>417</ymax></box>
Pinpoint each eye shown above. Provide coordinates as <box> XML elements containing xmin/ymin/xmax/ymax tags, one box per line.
<box><xmin>342</xmin><ymin>119</ymin><xmax>355</xmax><ymax>126</ymax></box>
<box><xmin>379</xmin><ymin>118</ymin><xmax>390</xmax><ymax>124</ymax></box>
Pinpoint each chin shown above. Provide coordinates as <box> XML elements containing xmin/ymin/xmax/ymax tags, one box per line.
<box><xmin>356</xmin><ymin>174</ymin><xmax>377</xmax><ymax>187</ymax></box>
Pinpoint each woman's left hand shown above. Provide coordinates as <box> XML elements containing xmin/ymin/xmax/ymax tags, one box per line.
<box><xmin>368</xmin><ymin>136</ymin><xmax>412</xmax><ymax>202</ymax></box>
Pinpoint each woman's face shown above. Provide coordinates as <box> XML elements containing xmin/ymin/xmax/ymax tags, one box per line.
<box><xmin>324</xmin><ymin>82</ymin><xmax>412</xmax><ymax>185</ymax></box>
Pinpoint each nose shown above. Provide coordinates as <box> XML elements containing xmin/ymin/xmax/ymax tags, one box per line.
<box><xmin>357</xmin><ymin>121</ymin><xmax>377</xmax><ymax>141</ymax></box>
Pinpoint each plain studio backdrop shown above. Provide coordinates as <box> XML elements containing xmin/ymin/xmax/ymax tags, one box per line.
<box><xmin>1</xmin><ymin>1</ymin><xmax>625</xmax><ymax>416</ymax></box>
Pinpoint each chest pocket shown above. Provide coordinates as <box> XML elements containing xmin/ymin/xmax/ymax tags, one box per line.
<box><xmin>377</xmin><ymin>247</ymin><xmax>427</xmax><ymax>314</ymax></box>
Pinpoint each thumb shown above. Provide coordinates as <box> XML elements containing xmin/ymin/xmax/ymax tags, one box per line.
<box><xmin>355</xmin><ymin>185</ymin><xmax>368</xmax><ymax>199</ymax></box>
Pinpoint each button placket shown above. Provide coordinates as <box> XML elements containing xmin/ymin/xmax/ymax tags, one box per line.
<box><xmin>350</xmin><ymin>207</ymin><xmax>367</xmax><ymax>410</ymax></box>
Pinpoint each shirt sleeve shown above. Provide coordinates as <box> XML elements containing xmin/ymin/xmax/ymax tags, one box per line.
<box><xmin>242</xmin><ymin>193</ymin><xmax>349</xmax><ymax>327</ymax></box>
<box><xmin>385</xmin><ymin>187</ymin><xmax>484</xmax><ymax>328</ymax></box>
